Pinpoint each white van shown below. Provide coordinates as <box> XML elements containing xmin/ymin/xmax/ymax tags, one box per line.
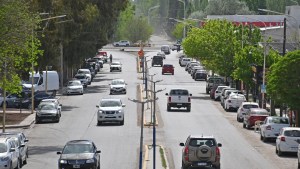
<box><xmin>161</xmin><ymin>45</ymin><xmax>170</xmax><ymax>55</ymax></box>
<box><xmin>22</xmin><ymin>71</ymin><xmax>59</xmax><ymax>95</ymax></box>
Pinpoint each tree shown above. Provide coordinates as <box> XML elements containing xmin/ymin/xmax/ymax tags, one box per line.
<box><xmin>267</xmin><ymin>50</ymin><xmax>300</xmax><ymax>125</ymax></box>
<box><xmin>125</xmin><ymin>17</ymin><xmax>153</xmax><ymax>43</ymax></box>
<box><xmin>0</xmin><ymin>0</ymin><xmax>42</xmax><ymax>131</ymax></box>
<box><xmin>205</xmin><ymin>0</ymin><xmax>253</xmax><ymax>15</ymax></box>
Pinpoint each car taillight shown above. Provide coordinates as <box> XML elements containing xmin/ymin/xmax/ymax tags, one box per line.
<box><xmin>188</xmin><ymin>97</ymin><xmax>191</xmax><ymax>102</ymax></box>
<box><xmin>184</xmin><ymin>146</ymin><xmax>189</xmax><ymax>161</ymax></box>
<box><xmin>168</xmin><ymin>97</ymin><xmax>171</xmax><ymax>102</ymax></box>
<box><xmin>266</xmin><ymin>125</ymin><xmax>271</xmax><ymax>130</ymax></box>
<box><xmin>215</xmin><ymin>147</ymin><xmax>220</xmax><ymax>161</ymax></box>
<box><xmin>280</xmin><ymin>136</ymin><xmax>286</xmax><ymax>142</ymax></box>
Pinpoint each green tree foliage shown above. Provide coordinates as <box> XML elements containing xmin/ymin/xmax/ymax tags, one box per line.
<box><xmin>172</xmin><ymin>23</ymin><xmax>185</xmax><ymax>39</ymax></box>
<box><xmin>115</xmin><ymin>4</ymin><xmax>135</xmax><ymax>41</ymax></box>
<box><xmin>205</xmin><ymin>0</ymin><xmax>253</xmax><ymax>15</ymax></box>
<box><xmin>0</xmin><ymin>0</ymin><xmax>42</xmax><ymax>94</ymax></box>
<box><xmin>124</xmin><ymin>17</ymin><xmax>153</xmax><ymax>43</ymax></box>
<box><xmin>267</xmin><ymin>50</ymin><xmax>300</xmax><ymax>111</ymax></box>
<box><xmin>183</xmin><ymin>20</ymin><xmax>239</xmax><ymax>78</ymax></box>
<box><xmin>31</xmin><ymin>0</ymin><xmax>129</xmax><ymax>74</ymax></box>
<box><xmin>266</xmin><ymin>0</ymin><xmax>300</xmax><ymax>13</ymax></box>
<box><xmin>239</xmin><ymin>0</ymin><xmax>266</xmax><ymax>13</ymax></box>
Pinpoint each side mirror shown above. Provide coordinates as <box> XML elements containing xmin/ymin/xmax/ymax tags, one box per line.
<box><xmin>122</xmin><ymin>104</ymin><xmax>126</xmax><ymax>107</ymax></box>
<box><xmin>96</xmin><ymin>150</ymin><xmax>101</xmax><ymax>153</ymax></box>
<box><xmin>179</xmin><ymin>143</ymin><xmax>184</xmax><ymax>146</ymax></box>
<box><xmin>57</xmin><ymin>152</ymin><xmax>62</xmax><ymax>155</ymax></box>
<box><xmin>96</xmin><ymin>105</ymin><xmax>99</xmax><ymax>108</ymax></box>
<box><xmin>189</xmin><ymin>94</ymin><xmax>192</xmax><ymax>96</ymax></box>
<box><xmin>165</xmin><ymin>93</ymin><xmax>169</xmax><ymax>96</ymax></box>
<box><xmin>217</xmin><ymin>143</ymin><xmax>222</xmax><ymax>147</ymax></box>
<box><xmin>24</xmin><ymin>139</ymin><xmax>29</xmax><ymax>143</ymax></box>
<box><xmin>59</xmin><ymin>104</ymin><xmax>62</xmax><ymax>106</ymax></box>
<box><xmin>10</xmin><ymin>148</ymin><xmax>16</xmax><ymax>152</ymax></box>
<box><xmin>20</xmin><ymin>144</ymin><xmax>25</xmax><ymax>148</ymax></box>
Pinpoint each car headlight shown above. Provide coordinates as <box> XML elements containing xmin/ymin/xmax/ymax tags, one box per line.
<box><xmin>98</xmin><ymin>110</ymin><xmax>103</xmax><ymax>114</ymax></box>
<box><xmin>86</xmin><ymin>158</ymin><xmax>95</xmax><ymax>163</ymax></box>
<box><xmin>116</xmin><ymin>110</ymin><xmax>122</xmax><ymax>114</ymax></box>
<box><xmin>59</xmin><ymin>159</ymin><xmax>68</xmax><ymax>164</ymax></box>
<box><xmin>0</xmin><ymin>156</ymin><xmax>10</xmax><ymax>161</ymax></box>
<box><xmin>22</xmin><ymin>99</ymin><xmax>30</xmax><ymax>103</ymax></box>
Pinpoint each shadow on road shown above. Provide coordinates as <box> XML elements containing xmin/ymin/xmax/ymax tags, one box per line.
<box><xmin>29</xmin><ymin>145</ymin><xmax>63</xmax><ymax>156</ymax></box>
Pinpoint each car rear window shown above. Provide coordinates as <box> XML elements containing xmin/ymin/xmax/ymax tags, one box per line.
<box><xmin>270</xmin><ymin>117</ymin><xmax>289</xmax><ymax>124</ymax></box>
<box><xmin>243</xmin><ymin>104</ymin><xmax>259</xmax><ymax>109</ymax></box>
<box><xmin>284</xmin><ymin>130</ymin><xmax>300</xmax><ymax>137</ymax></box>
<box><xmin>170</xmin><ymin>90</ymin><xmax>189</xmax><ymax>96</ymax></box>
<box><xmin>189</xmin><ymin>139</ymin><xmax>216</xmax><ymax>147</ymax></box>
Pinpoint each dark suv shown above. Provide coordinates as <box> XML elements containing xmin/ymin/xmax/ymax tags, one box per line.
<box><xmin>180</xmin><ymin>135</ymin><xmax>222</xmax><ymax>169</ymax></box>
<box><xmin>152</xmin><ymin>55</ymin><xmax>163</xmax><ymax>67</ymax></box>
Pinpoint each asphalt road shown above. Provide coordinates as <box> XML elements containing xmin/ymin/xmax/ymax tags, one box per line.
<box><xmin>11</xmin><ymin>34</ymin><xmax>297</xmax><ymax>169</ymax></box>
<box><xmin>145</xmin><ymin>48</ymin><xmax>297</xmax><ymax>168</ymax></box>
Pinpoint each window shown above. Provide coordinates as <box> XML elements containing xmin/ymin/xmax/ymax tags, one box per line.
<box><xmin>170</xmin><ymin>90</ymin><xmax>188</xmax><ymax>96</ymax></box>
<box><xmin>243</xmin><ymin>104</ymin><xmax>259</xmax><ymax>109</ymax></box>
<box><xmin>189</xmin><ymin>139</ymin><xmax>216</xmax><ymax>147</ymax></box>
<box><xmin>284</xmin><ymin>130</ymin><xmax>300</xmax><ymax>137</ymax></box>
<box><xmin>271</xmin><ymin>117</ymin><xmax>289</xmax><ymax>124</ymax></box>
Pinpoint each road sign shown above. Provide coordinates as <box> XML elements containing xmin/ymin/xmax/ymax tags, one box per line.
<box><xmin>261</xmin><ymin>84</ymin><xmax>266</xmax><ymax>93</ymax></box>
<box><xmin>138</xmin><ymin>49</ymin><xmax>144</xmax><ymax>57</ymax></box>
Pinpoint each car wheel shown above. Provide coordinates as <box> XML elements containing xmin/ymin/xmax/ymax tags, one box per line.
<box><xmin>167</xmin><ymin>106</ymin><xmax>171</xmax><ymax>111</ymax></box>
<box><xmin>35</xmin><ymin>117</ymin><xmax>39</xmax><ymax>124</ymax></box>
<box><xmin>28</xmin><ymin>103</ymin><xmax>32</xmax><ymax>110</ymax></box>
<box><xmin>14</xmin><ymin>159</ymin><xmax>20</xmax><ymax>169</ymax></box>
<box><xmin>120</xmin><ymin>119</ymin><xmax>124</xmax><ymax>125</ymax></box>
<box><xmin>19</xmin><ymin>158</ymin><xmax>23</xmax><ymax>168</ymax></box>
<box><xmin>187</xmin><ymin>106</ymin><xmax>191</xmax><ymax>112</ymax></box>
<box><xmin>260</xmin><ymin>133</ymin><xmax>263</xmax><ymax>140</ymax></box>
<box><xmin>298</xmin><ymin>159</ymin><xmax>300</xmax><ymax>169</ymax></box>
<box><xmin>181</xmin><ymin>161</ymin><xmax>188</xmax><ymax>169</ymax></box>
<box><xmin>97</xmin><ymin>121</ymin><xmax>102</xmax><ymax>126</ymax></box>
<box><xmin>97</xmin><ymin>160</ymin><xmax>100</xmax><ymax>169</ymax></box>
<box><xmin>9</xmin><ymin>162</ymin><xmax>13</xmax><ymax>169</ymax></box>
<box><xmin>237</xmin><ymin>116</ymin><xmax>240</xmax><ymax>122</ymax></box>
<box><xmin>246</xmin><ymin>124</ymin><xmax>251</xmax><ymax>130</ymax></box>
<box><xmin>243</xmin><ymin>122</ymin><xmax>246</xmax><ymax>128</ymax></box>
<box><xmin>214</xmin><ymin>164</ymin><xmax>221</xmax><ymax>169</ymax></box>
<box><xmin>206</xmin><ymin>89</ymin><xmax>209</xmax><ymax>94</ymax></box>
<box><xmin>172</xmin><ymin>73</ymin><xmax>174</xmax><ymax>75</ymax></box>
<box><xmin>278</xmin><ymin>148</ymin><xmax>283</xmax><ymax>156</ymax></box>
<box><xmin>23</xmin><ymin>155</ymin><xmax>27</xmax><ymax>164</ymax></box>
<box><xmin>262</xmin><ymin>134</ymin><xmax>268</xmax><ymax>142</ymax></box>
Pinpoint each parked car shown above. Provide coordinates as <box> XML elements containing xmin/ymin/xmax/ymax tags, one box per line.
<box><xmin>243</xmin><ymin>108</ymin><xmax>270</xmax><ymax>129</ymax></box>
<box><xmin>194</xmin><ymin>70</ymin><xmax>208</xmax><ymax>81</ymax></box>
<box><xmin>220</xmin><ymin>89</ymin><xmax>241</xmax><ymax>108</ymax></box>
<box><xmin>96</xmin><ymin>98</ymin><xmax>125</xmax><ymax>125</ymax></box>
<box><xmin>276</xmin><ymin>127</ymin><xmax>300</xmax><ymax>156</ymax></box>
<box><xmin>109</xmin><ymin>79</ymin><xmax>127</xmax><ymax>95</ymax></box>
<box><xmin>224</xmin><ymin>93</ymin><xmax>246</xmax><ymax>112</ymax></box>
<box><xmin>66</xmin><ymin>80</ymin><xmax>84</xmax><ymax>95</ymax></box>
<box><xmin>15</xmin><ymin>91</ymin><xmax>55</xmax><ymax>109</ymax></box>
<box><xmin>206</xmin><ymin>77</ymin><xmax>225</xmax><ymax>94</ymax></box>
<box><xmin>57</xmin><ymin>140</ymin><xmax>101</xmax><ymax>169</ymax></box>
<box><xmin>178</xmin><ymin>55</ymin><xmax>186</xmax><ymax>64</ymax></box>
<box><xmin>77</xmin><ymin>69</ymin><xmax>92</xmax><ymax>84</ymax></box>
<box><xmin>0</xmin><ymin>132</ymin><xmax>29</xmax><ymax>166</ymax></box>
<box><xmin>180</xmin><ymin>58</ymin><xmax>191</xmax><ymax>67</ymax></box>
<box><xmin>214</xmin><ymin>86</ymin><xmax>229</xmax><ymax>101</ymax></box>
<box><xmin>236</xmin><ymin>102</ymin><xmax>259</xmax><ymax>122</ymax></box>
<box><xmin>151</xmin><ymin>55</ymin><xmax>163</xmax><ymax>67</ymax></box>
<box><xmin>185</xmin><ymin>61</ymin><xmax>199</xmax><ymax>72</ymax></box>
<box><xmin>161</xmin><ymin>45</ymin><xmax>170</xmax><ymax>54</ymax></box>
<box><xmin>110</xmin><ymin>61</ymin><xmax>122</xmax><ymax>72</ymax></box>
<box><xmin>180</xmin><ymin>135</ymin><xmax>222</xmax><ymax>169</ymax></box>
<box><xmin>166</xmin><ymin>89</ymin><xmax>192</xmax><ymax>112</ymax></box>
<box><xmin>0</xmin><ymin>137</ymin><xmax>22</xmax><ymax>169</ymax></box>
<box><xmin>35</xmin><ymin>101</ymin><xmax>61</xmax><ymax>123</ymax></box>
<box><xmin>162</xmin><ymin>64</ymin><xmax>174</xmax><ymax>75</ymax></box>
<box><xmin>74</xmin><ymin>74</ymin><xmax>89</xmax><ymax>87</ymax></box>
<box><xmin>0</xmin><ymin>93</ymin><xmax>21</xmax><ymax>108</ymax></box>
<box><xmin>187</xmin><ymin>63</ymin><xmax>201</xmax><ymax>74</ymax></box>
<box><xmin>113</xmin><ymin>40</ymin><xmax>130</xmax><ymax>47</ymax></box>
<box><xmin>260</xmin><ymin>116</ymin><xmax>290</xmax><ymax>142</ymax></box>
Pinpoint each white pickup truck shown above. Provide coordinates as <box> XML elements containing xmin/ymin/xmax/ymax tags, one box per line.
<box><xmin>165</xmin><ymin>89</ymin><xmax>192</xmax><ymax>112</ymax></box>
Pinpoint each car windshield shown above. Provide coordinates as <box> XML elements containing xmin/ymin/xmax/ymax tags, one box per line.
<box><xmin>68</xmin><ymin>81</ymin><xmax>81</xmax><ymax>86</ymax></box>
<box><xmin>62</xmin><ymin>144</ymin><xmax>93</xmax><ymax>154</ymax></box>
<box><xmin>284</xmin><ymin>130</ymin><xmax>300</xmax><ymax>137</ymax></box>
<box><xmin>75</xmin><ymin>75</ymin><xmax>85</xmax><ymax>79</ymax></box>
<box><xmin>38</xmin><ymin>104</ymin><xmax>55</xmax><ymax>110</ymax></box>
<box><xmin>270</xmin><ymin>117</ymin><xmax>289</xmax><ymax>124</ymax></box>
<box><xmin>0</xmin><ymin>143</ymin><xmax>7</xmax><ymax>153</ymax></box>
<box><xmin>100</xmin><ymin>100</ymin><xmax>121</xmax><ymax>107</ymax></box>
<box><xmin>111</xmin><ymin>80</ymin><xmax>125</xmax><ymax>85</ymax></box>
<box><xmin>243</xmin><ymin>104</ymin><xmax>259</xmax><ymax>109</ymax></box>
<box><xmin>111</xmin><ymin>62</ymin><xmax>120</xmax><ymax>65</ymax></box>
<box><xmin>78</xmin><ymin>70</ymin><xmax>89</xmax><ymax>74</ymax></box>
<box><xmin>26</xmin><ymin>77</ymin><xmax>39</xmax><ymax>84</ymax></box>
<box><xmin>208</xmin><ymin>78</ymin><xmax>224</xmax><ymax>84</ymax></box>
<box><xmin>189</xmin><ymin>139</ymin><xmax>216</xmax><ymax>147</ymax></box>
<box><xmin>170</xmin><ymin>90</ymin><xmax>189</xmax><ymax>96</ymax></box>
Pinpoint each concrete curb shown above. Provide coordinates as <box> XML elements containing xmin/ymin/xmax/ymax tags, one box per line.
<box><xmin>143</xmin><ymin>145</ymin><xmax>149</xmax><ymax>169</ymax></box>
<box><xmin>0</xmin><ymin>113</ymin><xmax>35</xmax><ymax>129</ymax></box>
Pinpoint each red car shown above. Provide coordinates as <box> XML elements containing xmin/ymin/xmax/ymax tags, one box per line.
<box><xmin>243</xmin><ymin>108</ymin><xmax>270</xmax><ymax>129</ymax></box>
<box><xmin>162</xmin><ymin>64</ymin><xmax>174</xmax><ymax>75</ymax></box>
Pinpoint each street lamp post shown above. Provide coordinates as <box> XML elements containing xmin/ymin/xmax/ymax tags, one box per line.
<box><xmin>146</xmin><ymin>79</ymin><xmax>164</xmax><ymax>169</ymax></box>
<box><xmin>148</xmin><ymin>5</ymin><xmax>160</xmax><ymax>24</ymax></box>
<box><xmin>128</xmin><ymin>98</ymin><xmax>154</xmax><ymax>169</ymax></box>
<box><xmin>148</xmin><ymin>73</ymin><xmax>157</xmax><ymax>123</ymax></box>
<box><xmin>178</xmin><ymin>0</ymin><xmax>186</xmax><ymax>39</ymax></box>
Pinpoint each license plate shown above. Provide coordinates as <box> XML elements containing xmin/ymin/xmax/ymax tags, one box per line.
<box><xmin>198</xmin><ymin>162</ymin><xmax>207</xmax><ymax>166</ymax></box>
<box><xmin>177</xmin><ymin>104</ymin><xmax>182</xmax><ymax>106</ymax></box>
<box><xmin>73</xmin><ymin>164</ymin><xmax>80</xmax><ymax>168</ymax></box>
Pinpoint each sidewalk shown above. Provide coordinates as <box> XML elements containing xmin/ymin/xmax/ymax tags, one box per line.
<box><xmin>0</xmin><ymin>109</ymin><xmax>35</xmax><ymax>129</ymax></box>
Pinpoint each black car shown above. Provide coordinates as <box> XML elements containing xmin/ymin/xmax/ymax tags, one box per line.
<box><xmin>15</xmin><ymin>91</ymin><xmax>55</xmax><ymax>109</ymax></box>
<box><xmin>57</xmin><ymin>140</ymin><xmax>101</xmax><ymax>169</ymax></box>
<box><xmin>151</xmin><ymin>55</ymin><xmax>163</xmax><ymax>67</ymax></box>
